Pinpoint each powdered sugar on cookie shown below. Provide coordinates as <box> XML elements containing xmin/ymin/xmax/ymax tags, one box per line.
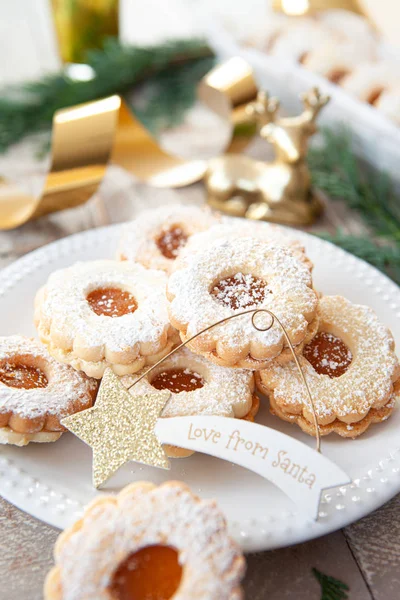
<box><xmin>117</xmin><ymin>204</ymin><xmax>219</xmax><ymax>273</ymax></box>
<box><xmin>257</xmin><ymin>295</ymin><xmax>400</xmax><ymax>433</ymax></box>
<box><xmin>181</xmin><ymin>219</ymin><xmax>312</xmax><ymax>270</ymax></box>
<box><xmin>35</xmin><ymin>260</ymin><xmax>175</xmax><ymax>378</ymax></box>
<box><xmin>45</xmin><ymin>482</ymin><xmax>245</xmax><ymax>600</ymax></box>
<box><xmin>122</xmin><ymin>346</ymin><xmax>254</xmax><ymax>419</ymax></box>
<box><xmin>0</xmin><ymin>336</ymin><xmax>97</xmax><ymax>437</ymax></box>
<box><xmin>167</xmin><ymin>237</ymin><xmax>318</xmax><ymax>368</ymax></box>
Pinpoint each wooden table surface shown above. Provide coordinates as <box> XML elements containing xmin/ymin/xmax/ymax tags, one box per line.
<box><xmin>0</xmin><ymin>152</ymin><xmax>399</xmax><ymax>599</ymax></box>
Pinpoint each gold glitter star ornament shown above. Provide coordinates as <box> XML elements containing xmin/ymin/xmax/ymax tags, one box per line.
<box><xmin>62</xmin><ymin>369</ymin><xmax>171</xmax><ymax>488</ymax></box>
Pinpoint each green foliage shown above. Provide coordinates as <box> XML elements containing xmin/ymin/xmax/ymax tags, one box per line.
<box><xmin>133</xmin><ymin>55</ymin><xmax>215</xmax><ymax>134</ymax></box>
<box><xmin>309</xmin><ymin>128</ymin><xmax>400</xmax><ymax>284</ymax></box>
<box><xmin>0</xmin><ymin>37</ymin><xmax>213</xmax><ymax>151</ymax></box>
<box><xmin>1</xmin><ymin>39</ymin><xmax>400</xmax><ymax>287</ymax></box>
<box><xmin>312</xmin><ymin>568</ymin><xmax>349</xmax><ymax>600</ymax></box>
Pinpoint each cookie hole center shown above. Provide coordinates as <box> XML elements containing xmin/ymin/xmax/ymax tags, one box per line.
<box><xmin>87</xmin><ymin>287</ymin><xmax>137</xmax><ymax>318</ymax></box>
<box><xmin>328</xmin><ymin>68</ymin><xmax>349</xmax><ymax>85</ymax></box>
<box><xmin>211</xmin><ymin>273</ymin><xmax>269</xmax><ymax>310</ymax></box>
<box><xmin>151</xmin><ymin>368</ymin><xmax>204</xmax><ymax>394</ymax></box>
<box><xmin>156</xmin><ymin>225</ymin><xmax>188</xmax><ymax>259</ymax></box>
<box><xmin>304</xmin><ymin>331</ymin><xmax>352</xmax><ymax>378</ymax></box>
<box><xmin>0</xmin><ymin>360</ymin><xmax>48</xmax><ymax>390</ymax></box>
<box><xmin>109</xmin><ymin>545</ymin><xmax>182</xmax><ymax>600</ymax></box>
<box><xmin>367</xmin><ymin>86</ymin><xmax>385</xmax><ymax>106</ymax></box>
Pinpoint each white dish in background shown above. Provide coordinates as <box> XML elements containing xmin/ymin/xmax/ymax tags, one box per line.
<box><xmin>0</xmin><ymin>223</ymin><xmax>400</xmax><ymax>551</ymax></box>
<box><xmin>206</xmin><ymin>23</ymin><xmax>400</xmax><ymax>195</ymax></box>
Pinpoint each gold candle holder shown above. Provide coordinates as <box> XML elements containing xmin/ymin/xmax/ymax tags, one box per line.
<box><xmin>51</xmin><ymin>0</ymin><xmax>119</xmax><ymax>64</ymax></box>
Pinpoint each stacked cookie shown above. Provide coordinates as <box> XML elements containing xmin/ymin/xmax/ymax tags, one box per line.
<box><xmin>245</xmin><ymin>9</ymin><xmax>400</xmax><ymax>126</ymax></box>
<box><xmin>2</xmin><ymin>204</ymin><xmax>396</xmax><ymax>448</ymax></box>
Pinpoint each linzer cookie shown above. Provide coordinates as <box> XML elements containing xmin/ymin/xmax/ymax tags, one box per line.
<box><xmin>0</xmin><ymin>336</ymin><xmax>97</xmax><ymax>446</ymax></box>
<box><xmin>44</xmin><ymin>481</ymin><xmax>245</xmax><ymax>600</ymax></box>
<box><xmin>34</xmin><ymin>260</ymin><xmax>177</xmax><ymax>378</ymax></box>
<box><xmin>256</xmin><ymin>295</ymin><xmax>400</xmax><ymax>438</ymax></box>
<box><xmin>180</xmin><ymin>219</ymin><xmax>313</xmax><ymax>271</ymax></box>
<box><xmin>122</xmin><ymin>346</ymin><xmax>259</xmax><ymax>457</ymax></box>
<box><xmin>167</xmin><ymin>238</ymin><xmax>318</xmax><ymax>369</ymax></box>
<box><xmin>117</xmin><ymin>204</ymin><xmax>219</xmax><ymax>273</ymax></box>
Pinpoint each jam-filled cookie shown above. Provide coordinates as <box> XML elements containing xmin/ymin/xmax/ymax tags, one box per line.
<box><xmin>303</xmin><ymin>40</ymin><xmax>375</xmax><ymax>85</ymax></box>
<box><xmin>117</xmin><ymin>204</ymin><xmax>219</xmax><ymax>273</ymax></box>
<box><xmin>269</xmin><ymin>18</ymin><xmax>332</xmax><ymax>63</ymax></box>
<box><xmin>45</xmin><ymin>481</ymin><xmax>245</xmax><ymax>600</ymax></box>
<box><xmin>122</xmin><ymin>346</ymin><xmax>259</xmax><ymax>457</ymax></box>
<box><xmin>374</xmin><ymin>87</ymin><xmax>400</xmax><ymax>126</ymax></box>
<box><xmin>181</xmin><ymin>219</ymin><xmax>313</xmax><ymax>271</ymax></box>
<box><xmin>0</xmin><ymin>336</ymin><xmax>97</xmax><ymax>446</ymax></box>
<box><xmin>341</xmin><ymin>62</ymin><xmax>400</xmax><ymax>107</ymax></box>
<box><xmin>256</xmin><ymin>295</ymin><xmax>400</xmax><ymax>438</ymax></box>
<box><xmin>35</xmin><ymin>260</ymin><xmax>177</xmax><ymax>379</ymax></box>
<box><xmin>167</xmin><ymin>238</ymin><xmax>318</xmax><ymax>369</ymax></box>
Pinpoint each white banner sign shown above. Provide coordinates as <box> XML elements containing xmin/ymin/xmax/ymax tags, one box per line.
<box><xmin>156</xmin><ymin>416</ymin><xmax>351</xmax><ymax>520</ymax></box>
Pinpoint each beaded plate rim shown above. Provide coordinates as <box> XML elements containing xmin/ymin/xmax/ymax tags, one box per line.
<box><xmin>0</xmin><ymin>222</ymin><xmax>400</xmax><ymax>552</ymax></box>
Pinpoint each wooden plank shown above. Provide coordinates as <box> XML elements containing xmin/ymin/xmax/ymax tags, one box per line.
<box><xmin>0</xmin><ymin>494</ymin><xmax>372</xmax><ymax>600</ymax></box>
<box><xmin>345</xmin><ymin>494</ymin><xmax>400</xmax><ymax>600</ymax></box>
<box><xmin>244</xmin><ymin>530</ymin><xmax>371</xmax><ymax>599</ymax></box>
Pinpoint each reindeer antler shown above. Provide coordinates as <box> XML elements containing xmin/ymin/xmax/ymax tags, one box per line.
<box><xmin>301</xmin><ymin>87</ymin><xmax>330</xmax><ymax>122</ymax></box>
<box><xmin>246</xmin><ymin>91</ymin><xmax>280</xmax><ymax>128</ymax></box>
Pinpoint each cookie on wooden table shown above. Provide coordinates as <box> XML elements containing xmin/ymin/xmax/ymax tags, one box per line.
<box><xmin>44</xmin><ymin>481</ymin><xmax>245</xmax><ymax>600</ymax></box>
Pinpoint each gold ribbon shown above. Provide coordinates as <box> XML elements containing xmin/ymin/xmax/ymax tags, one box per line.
<box><xmin>0</xmin><ymin>57</ymin><xmax>259</xmax><ymax>230</ymax></box>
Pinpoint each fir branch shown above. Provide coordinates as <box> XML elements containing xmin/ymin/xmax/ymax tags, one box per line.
<box><xmin>309</xmin><ymin>128</ymin><xmax>400</xmax><ymax>241</ymax></box>
<box><xmin>317</xmin><ymin>231</ymin><xmax>400</xmax><ymax>284</ymax></box>
<box><xmin>312</xmin><ymin>568</ymin><xmax>349</xmax><ymax>600</ymax></box>
<box><xmin>0</xmin><ymin>38</ymin><xmax>214</xmax><ymax>152</ymax></box>
<box><xmin>310</xmin><ymin>128</ymin><xmax>400</xmax><ymax>284</ymax></box>
<box><xmin>133</xmin><ymin>56</ymin><xmax>215</xmax><ymax>134</ymax></box>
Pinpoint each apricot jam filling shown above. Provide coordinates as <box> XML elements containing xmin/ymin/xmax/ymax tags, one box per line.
<box><xmin>151</xmin><ymin>368</ymin><xmax>204</xmax><ymax>394</ymax></box>
<box><xmin>0</xmin><ymin>361</ymin><xmax>48</xmax><ymax>389</ymax></box>
<box><xmin>87</xmin><ymin>288</ymin><xmax>137</xmax><ymax>317</ymax></box>
<box><xmin>109</xmin><ymin>545</ymin><xmax>182</xmax><ymax>600</ymax></box>
<box><xmin>156</xmin><ymin>225</ymin><xmax>188</xmax><ymax>259</ymax></box>
<box><xmin>303</xmin><ymin>331</ymin><xmax>352</xmax><ymax>378</ymax></box>
<box><xmin>212</xmin><ymin>273</ymin><xmax>268</xmax><ymax>310</ymax></box>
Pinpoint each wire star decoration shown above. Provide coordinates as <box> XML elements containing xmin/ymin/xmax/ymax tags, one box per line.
<box><xmin>62</xmin><ymin>369</ymin><xmax>171</xmax><ymax>488</ymax></box>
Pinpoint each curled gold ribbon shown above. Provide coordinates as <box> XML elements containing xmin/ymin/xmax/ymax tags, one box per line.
<box><xmin>0</xmin><ymin>57</ymin><xmax>259</xmax><ymax>230</ymax></box>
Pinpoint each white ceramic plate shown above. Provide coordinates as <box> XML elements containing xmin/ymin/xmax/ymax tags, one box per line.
<box><xmin>1</xmin><ymin>223</ymin><xmax>400</xmax><ymax>552</ymax></box>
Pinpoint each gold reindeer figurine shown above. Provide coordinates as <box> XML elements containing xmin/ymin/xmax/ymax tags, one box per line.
<box><xmin>205</xmin><ymin>87</ymin><xmax>330</xmax><ymax>225</ymax></box>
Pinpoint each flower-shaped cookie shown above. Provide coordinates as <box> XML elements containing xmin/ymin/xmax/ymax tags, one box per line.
<box><xmin>0</xmin><ymin>336</ymin><xmax>97</xmax><ymax>446</ymax></box>
<box><xmin>180</xmin><ymin>219</ymin><xmax>313</xmax><ymax>270</ymax></box>
<box><xmin>167</xmin><ymin>238</ymin><xmax>318</xmax><ymax>369</ymax></box>
<box><xmin>341</xmin><ymin>62</ymin><xmax>400</xmax><ymax>105</ymax></box>
<box><xmin>45</xmin><ymin>481</ymin><xmax>245</xmax><ymax>600</ymax></box>
<box><xmin>257</xmin><ymin>295</ymin><xmax>400</xmax><ymax>438</ymax></box>
<box><xmin>117</xmin><ymin>204</ymin><xmax>219</xmax><ymax>273</ymax></box>
<box><xmin>122</xmin><ymin>346</ymin><xmax>259</xmax><ymax>457</ymax></box>
<box><xmin>35</xmin><ymin>260</ymin><xmax>177</xmax><ymax>378</ymax></box>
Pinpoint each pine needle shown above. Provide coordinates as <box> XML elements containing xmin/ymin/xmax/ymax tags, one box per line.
<box><xmin>312</xmin><ymin>568</ymin><xmax>349</xmax><ymax>600</ymax></box>
<box><xmin>309</xmin><ymin>128</ymin><xmax>400</xmax><ymax>284</ymax></box>
<box><xmin>0</xmin><ymin>37</ymin><xmax>214</xmax><ymax>152</ymax></box>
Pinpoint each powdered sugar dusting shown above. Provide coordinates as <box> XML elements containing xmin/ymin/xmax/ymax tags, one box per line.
<box><xmin>259</xmin><ymin>295</ymin><xmax>400</xmax><ymax>423</ymax></box>
<box><xmin>0</xmin><ymin>336</ymin><xmax>96</xmax><ymax>421</ymax></box>
<box><xmin>181</xmin><ymin>219</ymin><xmax>312</xmax><ymax>270</ymax></box>
<box><xmin>117</xmin><ymin>204</ymin><xmax>219</xmax><ymax>273</ymax></box>
<box><xmin>122</xmin><ymin>346</ymin><xmax>254</xmax><ymax>419</ymax></box>
<box><xmin>168</xmin><ymin>237</ymin><xmax>318</xmax><ymax>360</ymax></box>
<box><xmin>54</xmin><ymin>482</ymin><xmax>245</xmax><ymax>600</ymax></box>
<box><xmin>35</xmin><ymin>260</ymin><xmax>173</xmax><ymax>375</ymax></box>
